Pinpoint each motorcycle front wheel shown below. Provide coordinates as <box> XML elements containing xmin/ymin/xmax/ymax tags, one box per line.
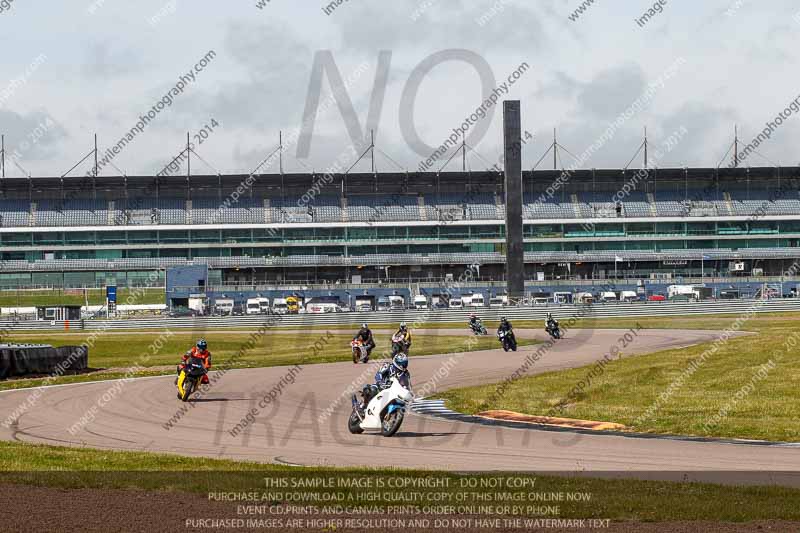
<box><xmin>381</xmin><ymin>408</ymin><xmax>404</xmax><ymax>437</ymax></box>
<box><xmin>348</xmin><ymin>410</ymin><xmax>364</xmax><ymax>434</ymax></box>
<box><xmin>352</xmin><ymin>349</ymin><xmax>359</xmax><ymax>364</ymax></box>
<box><xmin>181</xmin><ymin>378</ymin><xmax>195</xmax><ymax>402</ymax></box>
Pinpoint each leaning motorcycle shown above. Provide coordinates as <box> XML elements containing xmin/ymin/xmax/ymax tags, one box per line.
<box><xmin>348</xmin><ymin>374</ymin><xmax>413</xmax><ymax>437</ymax></box>
<box><xmin>469</xmin><ymin>321</ymin><xmax>488</xmax><ymax>336</ymax></box>
<box><xmin>546</xmin><ymin>324</ymin><xmax>562</xmax><ymax>340</ymax></box>
<box><xmin>391</xmin><ymin>332</ymin><xmax>410</xmax><ymax>356</ymax></box>
<box><xmin>176</xmin><ymin>356</ymin><xmax>207</xmax><ymax>402</ymax></box>
<box><xmin>351</xmin><ymin>339</ymin><xmax>369</xmax><ymax>363</ymax></box>
<box><xmin>498</xmin><ymin>330</ymin><xmax>518</xmax><ymax>352</ymax></box>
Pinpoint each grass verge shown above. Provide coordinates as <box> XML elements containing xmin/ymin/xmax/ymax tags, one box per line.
<box><xmin>0</xmin><ymin>332</ymin><xmax>534</xmax><ymax>391</ymax></box>
<box><xmin>438</xmin><ymin>313</ymin><xmax>800</xmax><ymax>442</ymax></box>
<box><xmin>1</xmin><ymin>440</ymin><xmax>800</xmax><ymax>522</ymax></box>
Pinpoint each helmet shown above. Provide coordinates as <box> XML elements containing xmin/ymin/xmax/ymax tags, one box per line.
<box><xmin>501</xmin><ymin>316</ymin><xmax>507</xmax><ymax>323</ymax></box>
<box><xmin>470</xmin><ymin>313</ymin><xmax>476</xmax><ymax>319</ymax></box>
<box><xmin>399</xmin><ymin>321</ymin><xmax>407</xmax><ymax>330</ymax></box>
<box><xmin>392</xmin><ymin>353</ymin><xmax>409</xmax><ymax>372</ymax></box>
<box><xmin>547</xmin><ymin>313</ymin><xmax>552</xmax><ymax>319</ymax></box>
<box><xmin>196</xmin><ymin>339</ymin><xmax>207</xmax><ymax>351</ymax></box>
<box><xmin>361</xmin><ymin>323</ymin><xmax>368</xmax><ymax>330</ymax></box>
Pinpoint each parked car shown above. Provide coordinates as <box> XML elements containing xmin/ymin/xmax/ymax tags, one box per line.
<box><xmin>647</xmin><ymin>294</ymin><xmax>666</xmax><ymax>301</ymax></box>
<box><xmin>168</xmin><ymin>306</ymin><xmax>198</xmax><ymax>318</ymax></box>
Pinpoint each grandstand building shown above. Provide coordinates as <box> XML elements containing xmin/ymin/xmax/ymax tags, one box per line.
<box><xmin>0</xmin><ymin>167</ymin><xmax>799</xmax><ymax>290</ymax></box>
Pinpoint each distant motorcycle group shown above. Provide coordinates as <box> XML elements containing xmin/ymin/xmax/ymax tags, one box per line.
<box><xmin>350</xmin><ymin>322</ymin><xmax>412</xmax><ymax>364</ymax></box>
<box><xmin>468</xmin><ymin>314</ymin><xmax>519</xmax><ymax>351</ymax></box>
<box><xmin>469</xmin><ymin>312</ymin><xmax>563</xmax><ymax>351</ymax></box>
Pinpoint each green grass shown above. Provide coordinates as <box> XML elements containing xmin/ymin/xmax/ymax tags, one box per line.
<box><xmin>0</xmin><ymin>288</ymin><xmax>164</xmax><ymax>307</ymax></box>
<box><xmin>2</xmin><ymin>440</ymin><xmax>800</xmax><ymax>522</ymax></box>
<box><xmin>438</xmin><ymin>313</ymin><xmax>800</xmax><ymax>442</ymax></box>
<box><xmin>0</xmin><ymin>331</ymin><xmax>533</xmax><ymax>391</ymax></box>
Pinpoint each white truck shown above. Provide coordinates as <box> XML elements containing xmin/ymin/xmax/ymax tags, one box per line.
<box><xmin>213</xmin><ymin>298</ymin><xmax>234</xmax><ymax>315</ymax></box>
<box><xmin>449</xmin><ymin>297</ymin><xmax>463</xmax><ymax>309</ymax></box>
<box><xmin>413</xmin><ymin>294</ymin><xmax>429</xmax><ymax>310</ymax></box>
<box><xmin>465</xmin><ymin>293</ymin><xmax>484</xmax><ymax>307</ymax></box>
<box><xmin>388</xmin><ymin>295</ymin><xmax>406</xmax><ymax>310</ymax></box>
<box><xmin>489</xmin><ymin>295</ymin><xmax>508</xmax><ymax>308</ymax></box>
<box><xmin>667</xmin><ymin>284</ymin><xmax>697</xmax><ymax>300</ymax></box>
<box><xmin>258</xmin><ymin>297</ymin><xmax>270</xmax><ymax>314</ymax></box>
<box><xmin>306</xmin><ymin>302</ymin><xmax>341</xmax><ymax>313</ymax></box>
<box><xmin>188</xmin><ymin>296</ymin><xmax>206</xmax><ymax>315</ymax></box>
<box><xmin>245</xmin><ymin>298</ymin><xmax>262</xmax><ymax>315</ymax></box>
<box><xmin>599</xmin><ymin>291</ymin><xmax>618</xmax><ymax>302</ymax></box>
<box><xmin>272</xmin><ymin>298</ymin><xmax>288</xmax><ymax>314</ymax></box>
<box><xmin>619</xmin><ymin>290</ymin><xmax>638</xmax><ymax>302</ymax></box>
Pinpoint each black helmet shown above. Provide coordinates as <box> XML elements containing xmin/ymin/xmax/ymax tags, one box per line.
<box><xmin>197</xmin><ymin>339</ymin><xmax>207</xmax><ymax>351</ymax></box>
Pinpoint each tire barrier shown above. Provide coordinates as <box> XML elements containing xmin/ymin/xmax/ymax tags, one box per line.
<box><xmin>0</xmin><ymin>344</ymin><xmax>88</xmax><ymax>379</ymax></box>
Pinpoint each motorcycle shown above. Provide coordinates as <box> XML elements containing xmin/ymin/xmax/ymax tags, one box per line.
<box><xmin>176</xmin><ymin>356</ymin><xmax>207</xmax><ymax>402</ymax></box>
<box><xmin>498</xmin><ymin>330</ymin><xmax>517</xmax><ymax>352</ymax></box>
<box><xmin>391</xmin><ymin>332</ymin><xmax>410</xmax><ymax>356</ymax></box>
<box><xmin>348</xmin><ymin>374</ymin><xmax>413</xmax><ymax>437</ymax></box>
<box><xmin>469</xmin><ymin>321</ymin><xmax>488</xmax><ymax>336</ymax></box>
<box><xmin>351</xmin><ymin>339</ymin><xmax>370</xmax><ymax>363</ymax></box>
<box><xmin>546</xmin><ymin>321</ymin><xmax>562</xmax><ymax>340</ymax></box>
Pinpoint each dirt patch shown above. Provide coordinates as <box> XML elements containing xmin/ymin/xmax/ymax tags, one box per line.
<box><xmin>477</xmin><ymin>409</ymin><xmax>626</xmax><ymax>431</ymax></box>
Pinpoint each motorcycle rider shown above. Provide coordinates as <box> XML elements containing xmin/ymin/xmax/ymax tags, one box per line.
<box><xmin>176</xmin><ymin>338</ymin><xmax>212</xmax><ymax>385</ymax></box>
<box><xmin>545</xmin><ymin>313</ymin><xmax>560</xmax><ymax>336</ymax></box>
<box><xmin>353</xmin><ymin>323</ymin><xmax>376</xmax><ymax>355</ymax></box>
<box><xmin>497</xmin><ymin>316</ymin><xmax>513</xmax><ymax>336</ymax></box>
<box><xmin>361</xmin><ymin>353</ymin><xmax>410</xmax><ymax>408</ymax></box>
<box><xmin>391</xmin><ymin>322</ymin><xmax>412</xmax><ymax>355</ymax></box>
<box><xmin>468</xmin><ymin>313</ymin><xmax>483</xmax><ymax>333</ymax></box>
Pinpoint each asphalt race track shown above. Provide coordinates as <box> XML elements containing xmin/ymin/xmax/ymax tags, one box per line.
<box><xmin>2</xmin><ymin>328</ymin><xmax>798</xmax><ymax>486</ymax></box>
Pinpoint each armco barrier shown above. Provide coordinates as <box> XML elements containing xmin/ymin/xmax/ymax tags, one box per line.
<box><xmin>0</xmin><ymin>298</ymin><xmax>799</xmax><ymax>331</ymax></box>
<box><xmin>0</xmin><ymin>344</ymin><xmax>88</xmax><ymax>378</ymax></box>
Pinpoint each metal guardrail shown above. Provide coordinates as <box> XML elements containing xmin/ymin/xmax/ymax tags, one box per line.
<box><xmin>1</xmin><ymin>298</ymin><xmax>800</xmax><ymax>331</ymax></box>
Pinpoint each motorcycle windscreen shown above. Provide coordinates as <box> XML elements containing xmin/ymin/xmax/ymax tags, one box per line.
<box><xmin>396</xmin><ymin>373</ymin><xmax>410</xmax><ymax>389</ymax></box>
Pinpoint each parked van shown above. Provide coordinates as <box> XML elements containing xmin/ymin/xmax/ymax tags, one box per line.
<box><xmin>489</xmin><ymin>295</ymin><xmax>507</xmax><ymax>308</ymax></box>
<box><xmin>467</xmin><ymin>293</ymin><xmax>484</xmax><ymax>307</ymax></box>
<box><xmin>377</xmin><ymin>297</ymin><xmax>391</xmax><ymax>311</ymax></box>
<box><xmin>258</xmin><ymin>297</ymin><xmax>270</xmax><ymax>314</ymax></box>
<box><xmin>413</xmin><ymin>294</ymin><xmax>429</xmax><ymax>310</ymax></box>
<box><xmin>449</xmin><ymin>297</ymin><xmax>463</xmax><ymax>309</ymax></box>
<box><xmin>620</xmin><ymin>290</ymin><xmax>638</xmax><ymax>302</ymax></box>
<box><xmin>355</xmin><ymin>296</ymin><xmax>375</xmax><ymax>312</ymax></box>
<box><xmin>245</xmin><ymin>298</ymin><xmax>262</xmax><ymax>315</ymax></box>
<box><xmin>575</xmin><ymin>292</ymin><xmax>594</xmax><ymax>304</ymax></box>
<box><xmin>388</xmin><ymin>295</ymin><xmax>405</xmax><ymax>310</ymax></box>
<box><xmin>214</xmin><ymin>298</ymin><xmax>234</xmax><ymax>316</ymax></box>
<box><xmin>600</xmin><ymin>291</ymin><xmax>618</xmax><ymax>302</ymax></box>
<box><xmin>272</xmin><ymin>298</ymin><xmax>288</xmax><ymax>314</ymax></box>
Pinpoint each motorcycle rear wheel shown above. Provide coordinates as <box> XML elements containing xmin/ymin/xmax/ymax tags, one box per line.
<box><xmin>381</xmin><ymin>409</ymin><xmax>404</xmax><ymax>437</ymax></box>
<box><xmin>348</xmin><ymin>410</ymin><xmax>364</xmax><ymax>434</ymax></box>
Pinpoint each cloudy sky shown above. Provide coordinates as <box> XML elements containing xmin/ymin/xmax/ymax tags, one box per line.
<box><xmin>1</xmin><ymin>0</ymin><xmax>799</xmax><ymax>178</ymax></box>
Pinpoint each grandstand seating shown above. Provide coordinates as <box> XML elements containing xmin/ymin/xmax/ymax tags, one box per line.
<box><xmin>2</xmin><ymin>189</ymin><xmax>800</xmax><ymax>228</ymax></box>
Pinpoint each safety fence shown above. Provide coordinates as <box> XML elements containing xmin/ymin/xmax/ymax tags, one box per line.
<box><xmin>1</xmin><ymin>298</ymin><xmax>799</xmax><ymax>331</ymax></box>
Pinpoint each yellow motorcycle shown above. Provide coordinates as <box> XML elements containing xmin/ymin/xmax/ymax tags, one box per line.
<box><xmin>176</xmin><ymin>356</ymin><xmax>207</xmax><ymax>402</ymax></box>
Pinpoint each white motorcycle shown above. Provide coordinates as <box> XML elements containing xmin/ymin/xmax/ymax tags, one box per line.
<box><xmin>348</xmin><ymin>374</ymin><xmax>413</xmax><ymax>437</ymax></box>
